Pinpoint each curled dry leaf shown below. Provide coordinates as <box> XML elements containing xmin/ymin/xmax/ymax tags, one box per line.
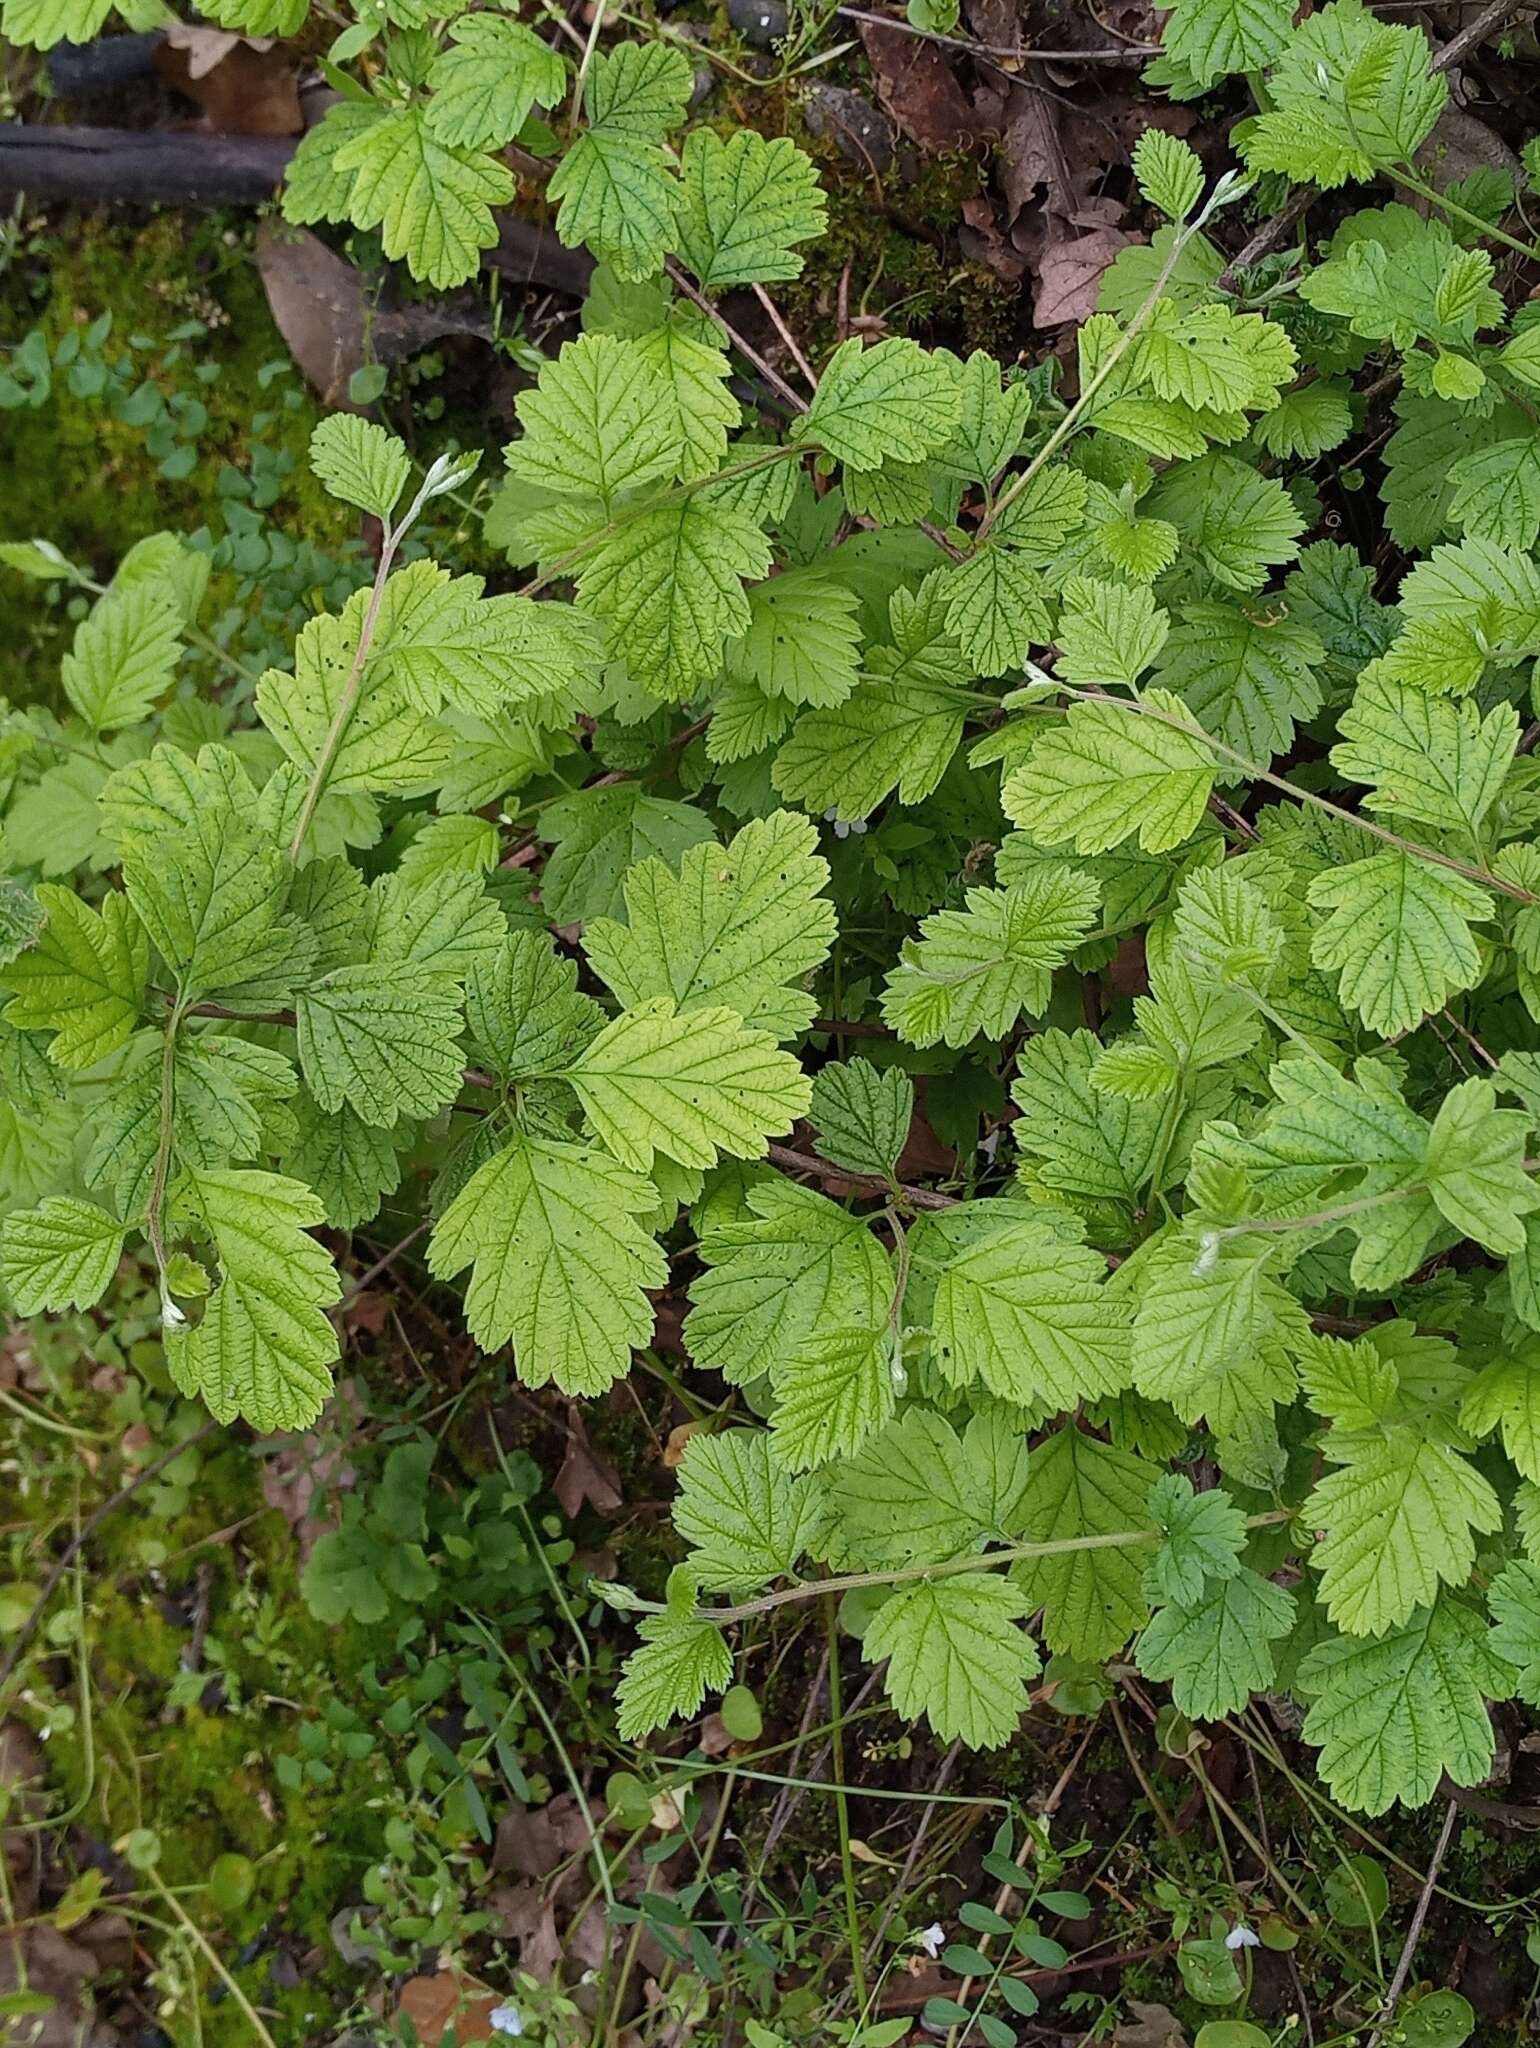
<box><xmin>156</xmin><ymin>23</ymin><xmax>302</xmax><ymax>137</ymax></box>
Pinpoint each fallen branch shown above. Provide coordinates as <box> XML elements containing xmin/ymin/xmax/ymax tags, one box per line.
<box><xmin>0</xmin><ymin>123</ymin><xmax>594</xmax><ymax>297</ymax></box>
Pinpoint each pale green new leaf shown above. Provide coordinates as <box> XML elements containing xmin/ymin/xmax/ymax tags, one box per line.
<box><xmin>1002</xmin><ymin>691</ymin><xmax>1215</xmax><ymax>855</ymax></box>
<box><xmin>673</xmin><ymin>1428</ymin><xmax>831</xmax><ymax>1589</ymax></box>
<box><xmin>583</xmin><ymin>810</ymin><xmax>835</xmax><ymax>1039</ymax></box>
<box><xmin>1011</xmin><ymin>1428</ymin><xmax>1156</xmax><ymax>1660</ymax></box>
<box><xmin>732</xmin><ymin>571</ymin><xmax>863</xmax><ymax>707</ymax></box>
<box><xmin>795</xmin><ymin>337</ymin><xmax>959</xmax><ymax>471</ymax></box>
<box><xmin>810</xmin><ymin>1058</ymin><xmax>913</xmax><ymax>1180</ymax></box>
<box><xmin>617</xmin><ymin>1614</ymin><xmax>732</xmax><ymax>1739</ymax></box>
<box><xmin>1308</xmin><ymin>853</ymin><xmax>1492</xmax><ymax>1036</ymax></box>
<box><xmin>1448</xmin><ymin>435</ymin><xmax>1540</xmax><ymax>550</ymax></box>
<box><xmin>673</xmin><ymin>129</ymin><xmax>827</xmax><ymax>289</ymax></box>
<box><xmin>1011</xmin><ymin>1029</ymin><xmax>1166</xmax><ymax>1208</ymax></box>
<box><xmin>466</xmin><ymin>931</ymin><xmax>604</xmax><ymax>1080</ymax></box>
<box><xmin>1137</xmin><ymin>1568</ymin><xmax>1294</xmax><ymax>1720</ymax></box>
<box><xmin>308</xmin><ymin>415</ymin><xmax>411</xmax><ymax>523</ymax></box>
<box><xmin>1145</xmin><ymin>1472</ymin><xmax>1248</xmax><ymax>1607</ymax></box>
<box><xmin>284</xmin><ymin>1096</ymin><xmax>405</xmax><ymax>1232</ymax></box>
<box><xmin>1461</xmin><ymin>1349</ymin><xmax>1540</xmax><ymax>1483</ymax></box>
<box><xmin>940</xmin><ymin>548</ymin><xmax>1052</xmax><ymax>677</ymax></box>
<box><xmin>1424</xmin><ymin>1077</ymin><xmax>1540</xmax><ymax>1254</ymax></box>
<box><xmin>770</xmin><ymin>1324</ymin><xmax>897</xmax><ymax>1470</ymax></box>
<box><xmin>1132</xmin><ymin>1230</ymin><xmax>1305</xmax><ymax>1423</ymax></box>
<box><xmin>566</xmin><ymin>997</ymin><xmax>810</xmax><ymax>1172</ymax></box>
<box><xmin>574</xmin><ymin>499</ymin><xmax>771</xmax><ymax>699</ymax></box>
<box><xmin>0</xmin><ymin>0</ymin><xmax>114</xmax><ymax>47</ymax></box>
<box><xmin>773</xmin><ymin>672</ymin><xmax>967</xmax><ymax>819</ymax></box>
<box><xmin>931</xmin><ymin>350</ymin><xmax>1033</xmax><ymax>487</ymax></box>
<box><xmin>424</xmin><ymin>15</ymin><xmax>566</xmax><ymax>151</ymax></box>
<box><xmin>507</xmin><ymin>333</ymin><xmax>681</xmax><ymax>508</ymax></box>
<box><xmin>334</xmin><ymin>106</ymin><xmax>514</xmax><ymax>290</ymax></box>
<box><xmin>257</xmin><ymin>600</ymin><xmax>452</xmax><ymax>798</ymax></box>
<box><xmin>1055</xmin><ymin>577</ymin><xmax>1169</xmax><ymax>689</ymax></box>
<box><xmin>550</xmin><ymin>131</ymin><xmax>681</xmax><ymax>281</ymax></box>
<box><xmin>865</xmin><ymin>1573</ymin><xmax>1039</xmax><ymax>1748</ymax></box>
<box><xmin>1133</xmin><ymin>128</ymin><xmax>1204</xmax><ymax>219</ymax></box>
<box><xmin>167</xmin><ymin>1168</ymin><xmax>341</xmax><ymax>1431</ymax></box>
<box><xmin>1146</xmin><ymin>455</ymin><xmax>1304</xmax><ymax>592</ymax></box>
<box><xmin>930</xmin><ymin>1217</ymin><xmax>1132</xmax><ymax>1410</ymax></box>
<box><xmin>1487</xmin><ymin>1560</ymin><xmax>1540</xmax><ymax>1706</ymax></box>
<box><xmin>685</xmin><ymin>1179</ymin><xmax>892</xmax><ymax>1386</ymax></box>
<box><xmin>281</xmin><ymin>102</ymin><xmax>383</xmax><ymax>228</ymax></box>
<box><xmin>1331</xmin><ymin>674</ymin><xmax>1516</xmax><ymax>840</ymax></box>
<box><xmin>364</xmin><ymin>869</ymin><xmax>503</xmax><ymax>980</ymax></box>
<box><xmin>881</xmin><ymin>875</ymin><xmax>1101</xmax><ymax>1049</ymax></box>
<box><xmin>122</xmin><ymin>811</ymin><xmax>306</xmax><ymax>1005</ymax></box>
<box><xmin>427</xmin><ymin>1128</ymin><xmax>666</xmax><ymax>1392</ymax></box>
<box><xmin>367</xmin><ymin>562</ymin><xmax>603</xmax><ymax>718</ymax></box>
<box><xmin>2</xmin><ymin>1196</ymin><xmax>125</xmax><ymax>1315</ymax></box>
<box><xmin>632</xmin><ymin>319</ymin><xmax>739</xmax><ymax>481</ymax></box>
<box><xmin>1160</xmin><ymin>0</ymin><xmax>1291</xmax><ymax>88</ymax></box>
<box><xmin>1242</xmin><ymin>0</ymin><xmax>1447</xmax><ymax>187</ymax></box>
<box><xmin>61</xmin><ymin>586</ymin><xmax>180</xmax><ymax>733</ymax></box>
<box><xmin>831</xmin><ymin>1407</ymin><xmax>1030</xmax><ymax>1567</ymax></box>
<box><xmin>1152</xmin><ymin>601</ymin><xmax>1324</xmax><ymax>764</ymax></box>
<box><xmin>990</xmin><ymin>465</ymin><xmax>1090</xmax><ymax>563</ymax></box>
<box><xmin>298</xmin><ymin>965</ymin><xmax>465</xmax><ymax>1127</ymax></box>
<box><xmin>1298</xmin><ymin>1599</ymin><xmax>1506</xmax><ymax>1814</ymax></box>
<box><xmin>1305</xmin><ymin>1430</ymin><xmax>1501</xmax><ymax>1636</ymax></box>
<box><xmin>1</xmin><ymin>888</ymin><xmax>147</xmax><ymax>1070</ymax></box>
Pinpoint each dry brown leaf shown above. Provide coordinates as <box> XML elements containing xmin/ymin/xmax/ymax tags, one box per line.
<box><xmin>1031</xmin><ymin>215</ymin><xmax>1137</xmax><ymax>326</ymax></box>
<box><xmin>858</xmin><ymin>19</ymin><xmax>980</xmax><ymax>154</ymax></box>
<box><xmin>555</xmin><ymin>1401</ymin><xmax>623</xmax><ymax>1518</ymax></box>
<box><xmin>488</xmin><ymin>1881</ymin><xmax>565</xmax><ymax>1981</ymax></box>
<box><xmin>1115</xmin><ymin>2003</ymin><xmax>1190</xmax><ymax>2048</ymax></box>
<box><xmin>395</xmin><ymin>1972</ymin><xmax>505</xmax><ymax>2046</ymax></box>
<box><xmin>663</xmin><ymin>1420</ymin><xmax>706</xmax><ymax>1468</ymax></box>
<box><xmin>255</xmin><ymin>223</ymin><xmax>491</xmax><ymax>407</ymax></box>
<box><xmin>156</xmin><ymin>23</ymin><xmax>302</xmax><ymax>136</ymax></box>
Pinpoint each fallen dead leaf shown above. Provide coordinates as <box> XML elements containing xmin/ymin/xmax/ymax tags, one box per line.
<box><xmin>663</xmin><ymin>1420</ymin><xmax>705</xmax><ymax>1468</ymax></box>
<box><xmin>858</xmin><ymin>19</ymin><xmax>981</xmax><ymax>154</ymax></box>
<box><xmin>488</xmin><ymin>1880</ymin><xmax>565</xmax><ymax>1981</ymax></box>
<box><xmin>1115</xmin><ymin>2002</ymin><xmax>1190</xmax><ymax>2048</ymax></box>
<box><xmin>555</xmin><ymin>1401</ymin><xmax>623</xmax><ymax>1518</ymax></box>
<box><xmin>395</xmin><ymin>1971</ymin><xmax>505</xmax><ymax>2046</ymax></box>
<box><xmin>255</xmin><ymin>223</ymin><xmax>492</xmax><ymax>408</ymax></box>
<box><xmin>259</xmin><ymin>1385</ymin><xmax>360</xmax><ymax>1563</ymax></box>
<box><xmin>847</xmin><ymin>1837</ymin><xmax>896</xmax><ymax>1866</ymax></box>
<box><xmin>156</xmin><ymin>23</ymin><xmax>302</xmax><ymax>136</ymax></box>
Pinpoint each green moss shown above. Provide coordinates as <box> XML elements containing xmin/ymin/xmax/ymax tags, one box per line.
<box><xmin>0</xmin><ymin>213</ymin><xmax>353</xmax><ymax>700</ymax></box>
<box><xmin>781</xmin><ymin>122</ymin><xmax>1018</xmax><ymax>361</ymax></box>
<box><xmin>27</xmin><ymin>1436</ymin><xmax>383</xmax><ymax>2044</ymax></box>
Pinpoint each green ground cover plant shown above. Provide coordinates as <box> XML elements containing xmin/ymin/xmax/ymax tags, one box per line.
<box><xmin>12</xmin><ymin>0</ymin><xmax>1540</xmax><ymax>2035</ymax></box>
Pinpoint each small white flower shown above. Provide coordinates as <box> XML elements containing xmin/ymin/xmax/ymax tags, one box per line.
<box><xmin>1225</xmin><ymin>1923</ymin><xmax>1260</xmax><ymax>1951</ymax></box>
<box><xmin>915</xmin><ymin>1922</ymin><xmax>946</xmax><ymax>1958</ymax></box>
<box><xmin>489</xmin><ymin>2006</ymin><xmax>525</xmax><ymax>2038</ymax></box>
<box><xmin>161</xmin><ymin>1293</ymin><xmax>188</xmax><ymax>1330</ymax></box>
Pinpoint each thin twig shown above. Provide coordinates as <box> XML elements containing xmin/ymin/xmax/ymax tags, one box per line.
<box><xmin>666</xmin><ymin>260</ymin><xmax>809</xmax><ymax>413</ymax></box>
<box><xmin>1364</xmin><ymin>1799</ymin><xmax>1460</xmax><ymax>2048</ymax></box>
<box><xmin>766</xmin><ymin>1142</ymin><xmax>959</xmax><ymax>1210</ymax></box>
<box><xmin>1216</xmin><ymin>186</ymin><xmax>1313</xmax><ymax>294</ymax></box>
<box><xmin>752</xmin><ymin>281</ymin><xmax>818</xmax><ymax>390</ymax></box>
<box><xmin>834</xmin><ymin>5</ymin><xmax>1157</xmax><ymax>58</ymax></box>
<box><xmin>1431</xmin><ymin>0</ymin><xmax>1518</xmax><ymax>70</ymax></box>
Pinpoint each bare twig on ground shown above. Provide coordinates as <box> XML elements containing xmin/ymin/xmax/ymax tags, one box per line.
<box><xmin>1364</xmin><ymin>1798</ymin><xmax>1459</xmax><ymax>2048</ymax></box>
